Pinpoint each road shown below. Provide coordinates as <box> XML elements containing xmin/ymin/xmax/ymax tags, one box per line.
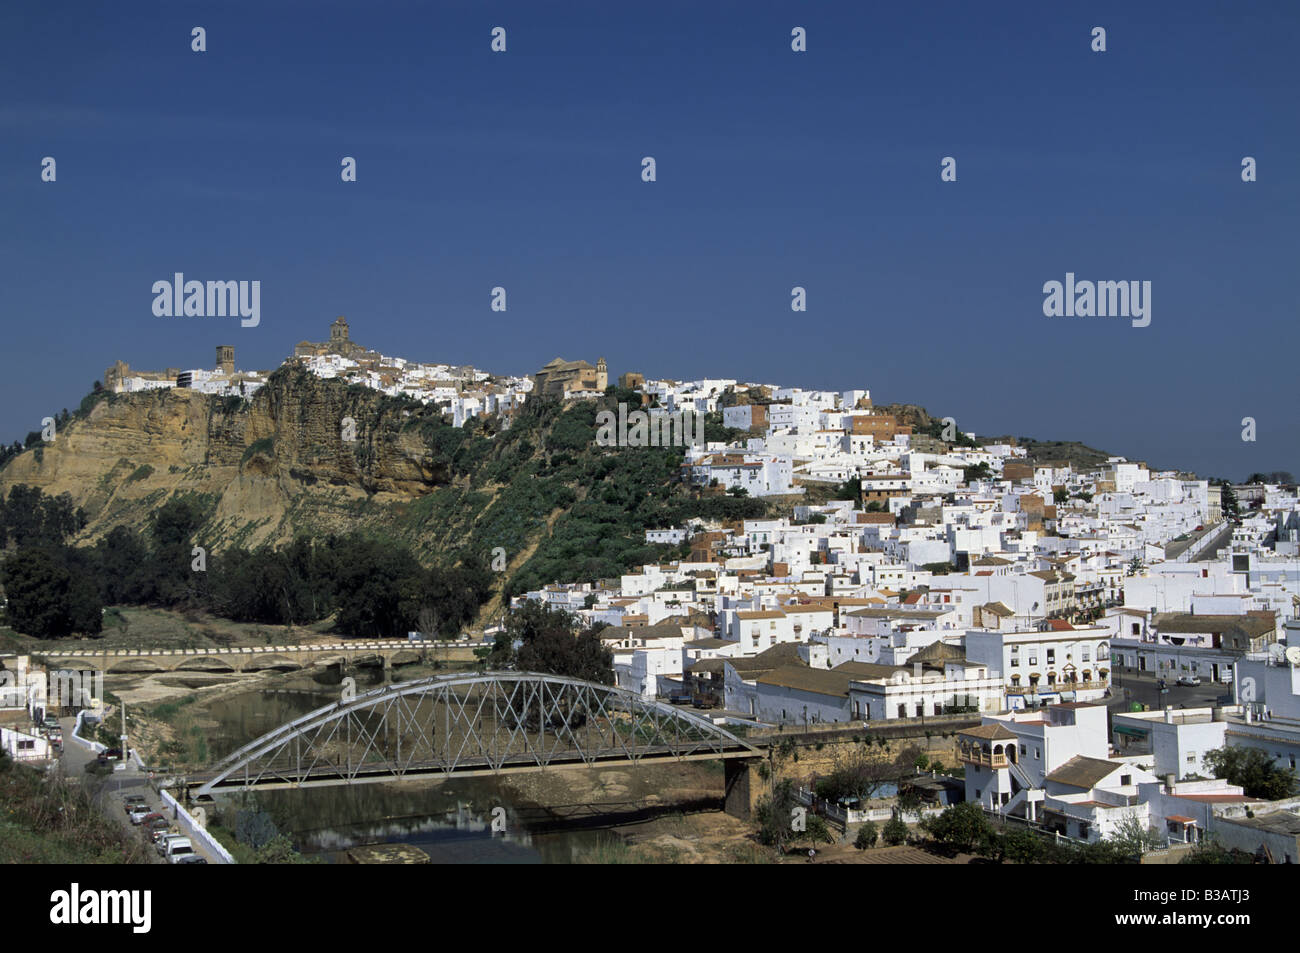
<box><xmin>1106</xmin><ymin>669</ymin><xmax>1231</xmax><ymax>714</ymax></box>
<box><xmin>59</xmin><ymin>715</ymin><xmax>223</xmax><ymax>864</ymax></box>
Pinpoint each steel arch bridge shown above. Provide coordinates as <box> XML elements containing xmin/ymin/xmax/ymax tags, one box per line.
<box><xmin>187</xmin><ymin>672</ymin><xmax>759</xmax><ymax>797</ymax></box>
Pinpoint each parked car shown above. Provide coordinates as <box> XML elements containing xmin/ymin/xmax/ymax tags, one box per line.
<box><xmin>1176</xmin><ymin>674</ymin><xmax>1202</xmax><ymax>687</ymax></box>
<box><xmin>156</xmin><ymin>833</ymin><xmax>188</xmax><ymax>857</ymax></box>
<box><xmin>122</xmin><ymin>793</ymin><xmax>148</xmax><ymax>807</ymax></box>
<box><xmin>165</xmin><ymin>838</ymin><xmax>196</xmax><ymax>863</ymax></box>
<box><xmin>175</xmin><ymin>854</ymin><xmax>208</xmax><ymax>865</ymax></box>
<box><xmin>147</xmin><ymin>822</ymin><xmax>173</xmax><ymax>842</ymax></box>
<box><xmin>103</xmin><ymin>747</ymin><xmax>124</xmax><ymax>759</ymax></box>
<box><xmin>128</xmin><ymin>805</ymin><xmax>154</xmax><ymax>824</ymax></box>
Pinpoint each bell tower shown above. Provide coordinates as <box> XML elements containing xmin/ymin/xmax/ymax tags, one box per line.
<box><xmin>330</xmin><ymin>316</ymin><xmax>350</xmax><ymax>350</ymax></box>
<box><xmin>216</xmin><ymin>345</ymin><xmax>234</xmax><ymax>376</ymax></box>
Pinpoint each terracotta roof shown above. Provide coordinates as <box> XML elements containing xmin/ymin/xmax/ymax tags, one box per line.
<box><xmin>906</xmin><ymin>641</ymin><xmax>966</xmax><ymax>664</ymax></box>
<box><xmin>728</xmin><ymin>642</ymin><xmax>805</xmax><ymax>677</ymax></box>
<box><xmin>755</xmin><ymin>664</ymin><xmax>863</xmax><ymax>697</ymax></box>
<box><xmin>1044</xmin><ymin>755</ymin><xmax>1124</xmax><ymax>790</ymax></box>
<box><xmin>960</xmin><ymin>723</ymin><xmax>1018</xmax><ymax>741</ymax></box>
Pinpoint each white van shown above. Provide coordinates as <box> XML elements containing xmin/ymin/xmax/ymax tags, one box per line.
<box><xmin>165</xmin><ymin>838</ymin><xmax>196</xmax><ymax>863</ymax></box>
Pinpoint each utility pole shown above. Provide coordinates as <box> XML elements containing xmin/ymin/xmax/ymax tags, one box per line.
<box><xmin>120</xmin><ymin>701</ymin><xmax>128</xmax><ymax>764</ymax></box>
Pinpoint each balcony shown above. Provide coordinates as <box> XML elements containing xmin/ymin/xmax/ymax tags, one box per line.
<box><xmin>1007</xmin><ymin>677</ymin><xmax>1108</xmax><ymax>695</ymax></box>
<box><xmin>959</xmin><ymin>750</ymin><xmax>1010</xmax><ymax>769</ymax></box>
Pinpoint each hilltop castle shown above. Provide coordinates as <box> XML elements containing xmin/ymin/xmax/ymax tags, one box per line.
<box><xmin>532</xmin><ymin>357</ymin><xmax>608</xmax><ymax>399</ymax></box>
<box><xmin>294</xmin><ymin>315</ymin><xmax>371</xmax><ymax>360</ymax></box>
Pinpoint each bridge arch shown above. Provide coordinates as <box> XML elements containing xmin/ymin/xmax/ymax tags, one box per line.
<box><xmin>190</xmin><ymin>672</ymin><xmax>758</xmax><ymax>797</ymax></box>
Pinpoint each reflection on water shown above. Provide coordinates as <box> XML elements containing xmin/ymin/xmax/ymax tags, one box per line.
<box><xmin>202</xmin><ymin>670</ymin><xmax>608</xmax><ymax>863</ymax></box>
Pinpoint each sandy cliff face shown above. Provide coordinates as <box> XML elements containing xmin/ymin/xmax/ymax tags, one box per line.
<box><xmin>0</xmin><ymin>367</ymin><xmax>451</xmax><ymax>550</ymax></box>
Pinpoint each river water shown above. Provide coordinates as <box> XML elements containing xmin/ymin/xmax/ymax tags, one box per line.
<box><xmin>197</xmin><ymin>667</ymin><xmax>613</xmax><ymax>863</ymax></box>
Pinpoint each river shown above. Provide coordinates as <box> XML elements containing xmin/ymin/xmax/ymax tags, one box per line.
<box><xmin>197</xmin><ymin>667</ymin><xmax>614</xmax><ymax>863</ymax></box>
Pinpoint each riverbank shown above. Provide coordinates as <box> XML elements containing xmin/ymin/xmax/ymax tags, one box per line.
<box><xmin>0</xmin><ymin>756</ymin><xmax>151</xmax><ymax>864</ymax></box>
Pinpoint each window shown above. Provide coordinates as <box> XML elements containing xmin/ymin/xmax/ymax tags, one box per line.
<box><xmin>1188</xmin><ymin>754</ymin><xmax>1197</xmax><ymax>764</ymax></box>
<box><xmin>1131</xmin><ymin>622</ymin><xmax>1141</xmax><ymax>636</ymax></box>
<box><xmin>1028</xmin><ymin>655</ymin><xmax>1038</xmax><ymax>666</ymax></box>
<box><xmin>1082</xmin><ymin>648</ymin><xmax>1091</xmax><ymax>662</ymax></box>
<box><xmin>1019</xmin><ymin>744</ymin><xmax>1027</xmax><ymax>756</ymax></box>
<box><xmin>1035</xmin><ymin>748</ymin><xmax>1041</xmax><ymax>759</ymax></box>
<box><xmin>1120</xmin><ymin>774</ymin><xmax>1132</xmax><ymax>786</ymax></box>
<box><xmin>1046</xmin><ymin>649</ymin><xmax>1056</xmax><ymax>663</ymax></box>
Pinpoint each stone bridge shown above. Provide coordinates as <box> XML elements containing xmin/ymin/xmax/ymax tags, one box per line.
<box><xmin>35</xmin><ymin>640</ymin><xmax>478</xmax><ymax>675</ymax></box>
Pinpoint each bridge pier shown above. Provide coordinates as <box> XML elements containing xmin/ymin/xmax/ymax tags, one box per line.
<box><xmin>723</xmin><ymin>757</ymin><xmax>765</xmax><ymax>821</ymax></box>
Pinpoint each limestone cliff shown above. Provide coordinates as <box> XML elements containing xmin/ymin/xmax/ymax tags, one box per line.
<box><xmin>0</xmin><ymin>366</ymin><xmax>454</xmax><ymax>552</ymax></box>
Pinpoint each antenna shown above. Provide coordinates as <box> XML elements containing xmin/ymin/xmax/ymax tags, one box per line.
<box><xmin>1269</xmin><ymin>643</ymin><xmax>1286</xmax><ymax>662</ymax></box>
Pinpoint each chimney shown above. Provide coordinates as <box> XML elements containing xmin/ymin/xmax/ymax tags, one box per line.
<box><xmin>1164</xmin><ymin>706</ymin><xmax>1174</xmax><ymax>724</ymax></box>
<box><xmin>1165</xmin><ymin>773</ymin><xmax>1176</xmax><ymax>791</ymax></box>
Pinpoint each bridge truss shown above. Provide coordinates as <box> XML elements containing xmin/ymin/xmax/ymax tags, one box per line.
<box><xmin>189</xmin><ymin>672</ymin><xmax>758</xmax><ymax>797</ymax></box>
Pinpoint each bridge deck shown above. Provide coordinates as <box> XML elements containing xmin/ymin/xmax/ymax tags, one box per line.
<box><xmin>185</xmin><ymin>745</ymin><xmax>758</xmax><ymax>794</ymax></box>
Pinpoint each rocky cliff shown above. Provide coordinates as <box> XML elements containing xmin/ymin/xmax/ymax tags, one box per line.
<box><xmin>0</xmin><ymin>366</ymin><xmax>456</xmax><ymax>552</ymax></box>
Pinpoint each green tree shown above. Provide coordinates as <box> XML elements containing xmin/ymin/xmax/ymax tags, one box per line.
<box><xmin>804</xmin><ymin>814</ymin><xmax>835</xmax><ymax>846</ymax></box>
<box><xmin>833</xmin><ymin>475</ymin><xmax>861</xmax><ymax>501</ymax></box>
<box><xmin>815</xmin><ymin>743</ymin><xmax>916</xmax><ymax>803</ymax></box>
<box><xmin>998</xmin><ymin>826</ymin><xmax>1045</xmax><ymax>864</ymax></box>
<box><xmin>1217</xmin><ymin>481</ymin><xmax>1240</xmax><ymax>521</ymax></box>
<box><xmin>920</xmin><ymin>801</ymin><xmax>992</xmax><ymax>854</ymax></box>
<box><xmin>1179</xmin><ymin>837</ymin><xmax>1255</xmax><ymax>864</ymax></box>
<box><xmin>0</xmin><ymin>546</ymin><xmax>102</xmax><ymax>638</ymax></box>
<box><xmin>491</xmin><ymin>600</ymin><xmax>613</xmax><ymax>684</ymax></box>
<box><xmin>754</xmin><ymin>779</ymin><xmax>801</xmax><ymax>854</ymax></box>
<box><xmin>854</xmin><ymin>822</ymin><xmax>879</xmax><ymax>849</ymax></box>
<box><xmin>881</xmin><ymin>814</ymin><xmax>909</xmax><ymax>846</ymax></box>
<box><xmin>1105</xmin><ymin>814</ymin><xmax>1164</xmax><ymax>861</ymax></box>
<box><xmin>1204</xmin><ymin>746</ymin><xmax>1295</xmax><ymax>800</ymax></box>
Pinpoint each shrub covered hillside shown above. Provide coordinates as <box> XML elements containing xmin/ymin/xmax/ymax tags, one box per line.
<box><xmin>0</xmin><ymin>373</ymin><xmax>777</xmax><ymax>634</ymax></box>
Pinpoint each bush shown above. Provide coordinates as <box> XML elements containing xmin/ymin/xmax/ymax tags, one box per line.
<box><xmin>855</xmin><ymin>822</ymin><xmax>879</xmax><ymax>849</ymax></box>
<box><xmin>881</xmin><ymin>815</ymin><xmax>908</xmax><ymax>846</ymax></box>
<box><xmin>921</xmin><ymin>802</ymin><xmax>992</xmax><ymax>854</ymax></box>
<box><xmin>998</xmin><ymin>826</ymin><xmax>1045</xmax><ymax>864</ymax></box>
<box><xmin>805</xmin><ymin>814</ymin><xmax>835</xmax><ymax>845</ymax></box>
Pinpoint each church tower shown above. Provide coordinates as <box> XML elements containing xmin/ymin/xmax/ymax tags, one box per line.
<box><xmin>216</xmin><ymin>345</ymin><xmax>234</xmax><ymax>376</ymax></box>
<box><xmin>329</xmin><ymin>316</ymin><xmax>350</xmax><ymax>351</ymax></box>
<box><xmin>596</xmin><ymin>357</ymin><xmax>608</xmax><ymax>391</ymax></box>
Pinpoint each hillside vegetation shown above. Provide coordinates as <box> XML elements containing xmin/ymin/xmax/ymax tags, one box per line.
<box><xmin>0</xmin><ymin>369</ymin><xmax>773</xmax><ymax>632</ymax></box>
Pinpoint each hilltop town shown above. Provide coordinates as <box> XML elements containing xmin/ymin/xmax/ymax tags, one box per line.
<box><xmin>5</xmin><ymin>315</ymin><xmax>1300</xmax><ymax>864</ymax></box>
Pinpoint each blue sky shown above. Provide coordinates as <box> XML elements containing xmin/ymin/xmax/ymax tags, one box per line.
<box><xmin>2</xmin><ymin>1</ymin><xmax>1297</xmax><ymax>479</ymax></box>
